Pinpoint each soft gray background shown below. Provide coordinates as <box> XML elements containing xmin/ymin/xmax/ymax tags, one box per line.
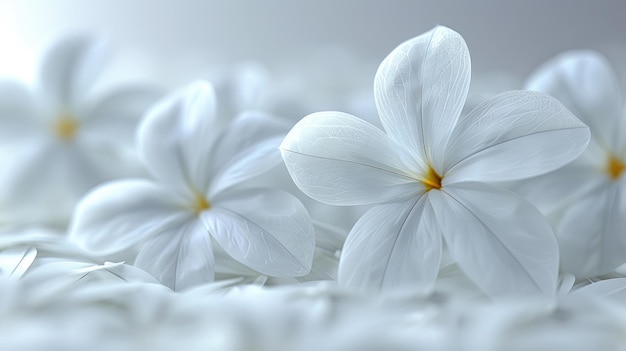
<box><xmin>1</xmin><ymin>0</ymin><xmax>624</xmax><ymax>86</ymax></box>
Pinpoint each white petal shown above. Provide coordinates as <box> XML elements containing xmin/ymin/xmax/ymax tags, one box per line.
<box><xmin>573</xmin><ymin>278</ymin><xmax>626</xmax><ymax>300</ymax></box>
<box><xmin>137</xmin><ymin>81</ymin><xmax>220</xmax><ymax>196</ymax></box>
<box><xmin>514</xmin><ymin>163</ymin><xmax>606</xmax><ymax>215</ymax></box>
<box><xmin>71</xmin><ymin>133</ymin><xmax>145</xmax><ymax>180</ymax></box>
<box><xmin>209</xmin><ymin>112</ymin><xmax>290</xmax><ymax>194</ymax></box>
<box><xmin>338</xmin><ymin>195</ymin><xmax>441</xmax><ymax>293</ymax></box>
<box><xmin>444</xmin><ymin>91</ymin><xmax>590</xmax><ymax>183</ymax></box>
<box><xmin>212</xmin><ymin>62</ymin><xmax>271</xmax><ymax>122</ymax></box>
<box><xmin>374</xmin><ymin>25</ymin><xmax>470</xmax><ymax>171</ymax></box>
<box><xmin>69</xmin><ymin>179</ymin><xmax>191</xmax><ymax>255</ymax></box>
<box><xmin>0</xmin><ymin>140</ymin><xmax>141</xmax><ymax>226</ymax></box>
<box><xmin>558</xmin><ymin>273</ymin><xmax>576</xmax><ymax>295</ymax></box>
<box><xmin>525</xmin><ymin>50</ymin><xmax>623</xmax><ymax>152</ymax></box>
<box><xmin>0</xmin><ymin>80</ymin><xmax>44</xmax><ymax>142</ymax></box>
<box><xmin>0</xmin><ymin>142</ymin><xmax>89</xmax><ymax>225</ymax></box>
<box><xmin>134</xmin><ymin>219</ymin><xmax>214</xmax><ymax>290</ymax></box>
<box><xmin>1</xmin><ymin>142</ymin><xmax>140</xmax><ymax>225</ymax></box>
<box><xmin>280</xmin><ymin>111</ymin><xmax>423</xmax><ymax>206</ymax></box>
<box><xmin>38</xmin><ymin>35</ymin><xmax>107</xmax><ymax>109</ymax></box>
<box><xmin>558</xmin><ymin>180</ymin><xmax>626</xmax><ymax>277</ymax></box>
<box><xmin>430</xmin><ymin>182</ymin><xmax>559</xmax><ymax>297</ymax></box>
<box><xmin>210</xmin><ymin>135</ymin><xmax>284</xmax><ymax>196</ymax></box>
<box><xmin>80</xmin><ymin>85</ymin><xmax>163</xmax><ymax>147</ymax></box>
<box><xmin>32</xmin><ymin>260</ymin><xmax>159</xmax><ymax>286</ymax></box>
<box><xmin>0</xmin><ymin>246</ymin><xmax>37</xmax><ymax>279</ymax></box>
<box><xmin>619</xmin><ymin>107</ymin><xmax>626</xmax><ymax>157</ymax></box>
<box><xmin>202</xmin><ymin>188</ymin><xmax>315</xmax><ymax>277</ymax></box>
<box><xmin>210</xmin><ymin>111</ymin><xmax>290</xmax><ymax>171</ymax></box>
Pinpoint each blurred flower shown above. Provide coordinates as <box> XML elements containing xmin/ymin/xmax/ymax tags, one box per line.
<box><xmin>207</xmin><ymin>61</ymin><xmax>276</xmax><ymax>123</ymax></box>
<box><xmin>520</xmin><ymin>51</ymin><xmax>626</xmax><ymax>278</ymax></box>
<box><xmin>69</xmin><ymin>81</ymin><xmax>315</xmax><ymax>290</ymax></box>
<box><xmin>0</xmin><ymin>35</ymin><xmax>160</xmax><ymax>227</ymax></box>
<box><xmin>271</xmin><ymin>48</ymin><xmax>378</xmax><ymax>124</ymax></box>
<box><xmin>281</xmin><ymin>26</ymin><xmax>590</xmax><ymax>297</ymax></box>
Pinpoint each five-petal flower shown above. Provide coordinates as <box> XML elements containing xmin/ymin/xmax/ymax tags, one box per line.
<box><xmin>69</xmin><ymin>81</ymin><xmax>315</xmax><ymax>290</ymax></box>
<box><xmin>0</xmin><ymin>35</ymin><xmax>160</xmax><ymax>226</ymax></box>
<box><xmin>521</xmin><ymin>50</ymin><xmax>626</xmax><ymax>277</ymax></box>
<box><xmin>280</xmin><ymin>26</ymin><xmax>590</xmax><ymax>297</ymax></box>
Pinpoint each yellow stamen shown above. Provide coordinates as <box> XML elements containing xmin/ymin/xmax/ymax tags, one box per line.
<box><xmin>192</xmin><ymin>192</ymin><xmax>211</xmax><ymax>213</ymax></box>
<box><xmin>421</xmin><ymin>165</ymin><xmax>443</xmax><ymax>192</ymax></box>
<box><xmin>55</xmin><ymin>113</ymin><xmax>79</xmax><ymax>141</ymax></box>
<box><xmin>607</xmin><ymin>153</ymin><xmax>625</xmax><ymax>180</ymax></box>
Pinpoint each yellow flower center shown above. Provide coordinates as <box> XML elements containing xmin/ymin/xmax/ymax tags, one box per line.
<box><xmin>54</xmin><ymin>113</ymin><xmax>79</xmax><ymax>141</ymax></box>
<box><xmin>192</xmin><ymin>192</ymin><xmax>211</xmax><ymax>213</ymax></box>
<box><xmin>607</xmin><ymin>153</ymin><xmax>625</xmax><ymax>180</ymax></box>
<box><xmin>420</xmin><ymin>164</ymin><xmax>443</xmax><ymax>192</ymax></box>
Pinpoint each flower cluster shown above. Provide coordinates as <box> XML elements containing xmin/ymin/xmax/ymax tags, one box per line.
<box><xmin>0</xmin><ymin>26</ymin><xmax>625</xmax><ymax>350</ymax></box>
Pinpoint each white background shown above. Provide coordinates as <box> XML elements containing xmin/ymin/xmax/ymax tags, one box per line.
<box><xmin>1</xmin><ymin>0</ymin><xmax>624</xmax><ymax>87</ymax></box>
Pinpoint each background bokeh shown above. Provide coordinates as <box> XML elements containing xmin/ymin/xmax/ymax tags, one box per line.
<box><xmin>1</xmin><ymin>0</ymin><xmax>625</xmax><ymax>92</ymax></box>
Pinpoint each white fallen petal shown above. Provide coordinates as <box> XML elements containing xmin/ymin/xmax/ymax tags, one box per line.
<box><xmin>72</xmin><ymin>260</ymin><xmax>126</xmax><ymax>275</ymax></box>
<box><xmin>0</xmin><ymin>246</ymin><xmax>37</xmax><ymax>279</ymax></box>
<box><xmin>28</xmin><ymin>260</ymin><xmax>160</xmax><ymax>286</ymax></box>
<box><xmin>572</xmin><ymin>278</ymin><xmax>626</xmax><ymax>300</ymax></box>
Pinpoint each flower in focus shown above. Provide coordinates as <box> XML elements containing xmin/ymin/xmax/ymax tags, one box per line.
<box><xmin>69</xmin><ymin>81</ymin><xmax>315</xmax><ymax>290</ymax></box>
<box><xmin>519</xmin><ymin>51</ymin><xmax>626</xmax><ymax>278</ymax></box>
<box><xmin>280</xmin><ymin>26</ymin><xmax>590</xmax><ymax>297</ymax></box>
<box><xmin>0</xmin><ymin>35</ymin><xmax>160</xmax><ymax>227</ymax></box>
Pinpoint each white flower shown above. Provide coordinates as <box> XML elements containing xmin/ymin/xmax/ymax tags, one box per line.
<box><xmin>207</xmin><ymin>61</ymin><xmax>275</xmax><ymax>124</ymax></box>
<box><xmin>521</xmin><ymin>51</ymin><xmax>626</xmax><ymax>278</ymax></box>
<box><xmin>0</xmin><ymin>35</ymin><xmax>160</xmax><ymax>226</ymax></box>
<box><xmin>69</xmin><ymin>81</ymin><xmax>315</xmax><ymax>290</ymax></box>
<box><xmin>280</xmin><ymin>26</ymin><xmax>590</xmax><ymax>297</ymax></box>
<box><xmin>207</xmin><ymin>60</ymin><xmax>370</xmax><ymax>284</ymax></box>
